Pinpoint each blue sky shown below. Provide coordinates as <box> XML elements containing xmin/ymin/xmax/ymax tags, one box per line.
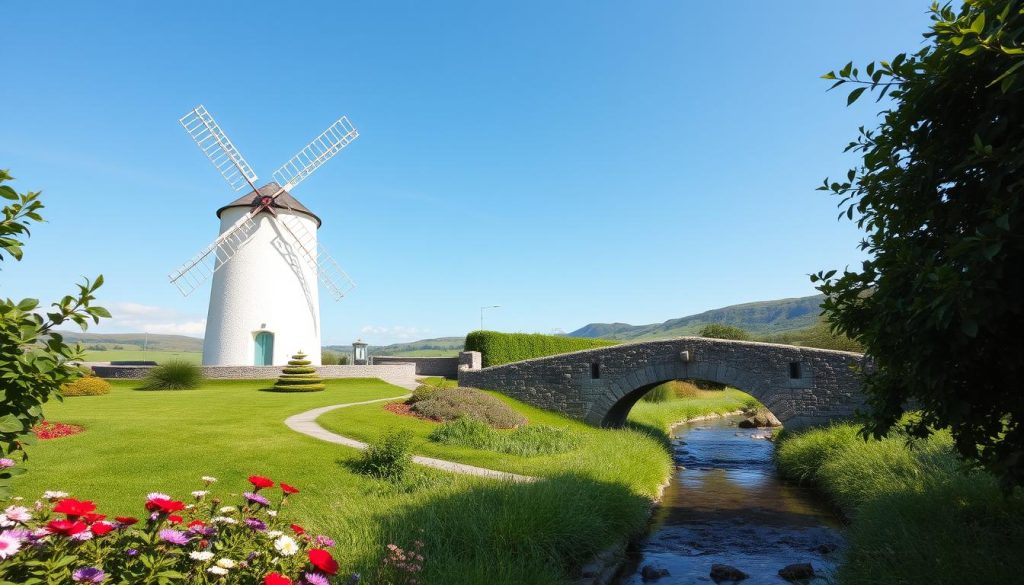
<box><xmin>2</xmin><ymin>1</ymin><xmax>932</xmax><ymax>345</ymax></box>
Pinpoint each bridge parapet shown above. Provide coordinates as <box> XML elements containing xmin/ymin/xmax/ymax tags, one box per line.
<box><xmin>457</xmin><ymin>337</ymin><xmax>866</xmax><ymax>429</ymax></box>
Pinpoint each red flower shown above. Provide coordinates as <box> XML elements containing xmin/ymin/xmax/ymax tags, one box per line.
<box><xmin>90</xmin><ymin>521</ymin><xmax>116</xmax><ymax>536</ymax></box>
<box><xmin>308</xmin><ymin>549</ymin><xmax>338</xmax><ymax>575</ymax></box>
<box><xmin>187</xmin><ymin>520</ymin><xmax>206</xmax><ymax>529</ymax></box>
<box><xmin>199</xmin><ymin>539</ymin><xmax>209</xmax><ymax>548</ymax></box>
<box><xmin>115</xmin><ymin>516</ymin><xmax>139</xmax><ymax>526</ymax></box>
<box><xmin>264</xmin><ymin>573</ymin><xmax>293</xmax><ymax>585</ymax></box>
<box><xmin>47</xmin><ymin>519</ymin><xmax>88</xmax><ymax>536</ymax></box>
<box><xmin>82</xmin><ymin>513</ymin><xmax>106</xmax><ymax>524</ymax></box>
<box><xmin>53</xmin><ymin>498</ymin><xmax>97</xmax><ymax>517</ymax></box>
<box><xmin>145</xmin><ymin>498</ymin><xmax>185</xmax><ymax>514</ymax></box>
<box><xmin>290</xmin><ymin>523</ymin><xmax>306</xmax><ymax>535</ymax></box>
<box><xmin>249</xmin><ymin>475</ymin><xmax>274</xmax><ymax>490</ymax></box>
<box><xmin>168</xmin><ymin>515</ymin><xmax>183</xmax><ymax>524</ymax></box>
<box><xmin>280</xmin><ymin>483</ymin><xmax>299</xmax><ymax>494</ymax></box>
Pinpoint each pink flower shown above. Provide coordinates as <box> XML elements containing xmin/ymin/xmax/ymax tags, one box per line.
<box><xmin>0</xmin><ymin>531</ymin><xmax>21</xmax><ymax>559</ymax></box>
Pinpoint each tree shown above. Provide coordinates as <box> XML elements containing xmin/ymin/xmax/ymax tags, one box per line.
<box><xmin>697</xmin><ymin>323</ymin><xmax>751</xmax><ymax>341</ymax></box>
<box><xmin>814</xmin><ymin>1</ymin><xmax>1024</xmax><ymax>488</ymax></box>
<box><xmin>0</xmin><ymin>170</ymin><xmax>108</xmax><ymax>495</ymax></box>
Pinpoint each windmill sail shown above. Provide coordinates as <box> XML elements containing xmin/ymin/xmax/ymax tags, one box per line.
<box><xmin>272</xmin><ymin>117</ymin><xmax>358</xmax><ymax>192</ymax></box>
<box><xmin>276</xmin><ymin>211</ymin><xmax>356</xmax><ymax>301</ymax></box>
<box><xmin>180</xmin><ymin>105</ymin><xmax>260</xmax><ymax>192</ymax></box>
<box><xmin>168</xmin><ymin>210</ymin><xmax>261</xmax><ymax>296</ymax></box>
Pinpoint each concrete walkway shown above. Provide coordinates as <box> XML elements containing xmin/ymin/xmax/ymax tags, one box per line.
<box><xmin>284</xmin><ymin>392</ymin><xmax>535</xmax><ymax>483</ymax></box>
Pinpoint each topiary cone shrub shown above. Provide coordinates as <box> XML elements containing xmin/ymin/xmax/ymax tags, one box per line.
<box><xmin>270</xmin><ymin>351</ymin><xmax>325</xmax><ymax>392</ymax></box>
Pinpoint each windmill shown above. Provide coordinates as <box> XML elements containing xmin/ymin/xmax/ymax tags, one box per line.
<box><xmin>169</xmin><ymin>105</ymin><xmax>358</xmax><ymax>366</ymax></box>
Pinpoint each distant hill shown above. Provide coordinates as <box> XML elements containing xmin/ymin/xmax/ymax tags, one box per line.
<box><xmin>325</xmin><ymin>336</ymin><xmax>465</xmax><ymax>358</ymax></box>
<box><xmin>55</xmin><ymin>331</ymin><xmax>204</xmax><ymax>352</ymax></box>
<box><xmin>567</xmin><ymin>295</ymin><xmax>825</xmax><ymax>340</ymax></box>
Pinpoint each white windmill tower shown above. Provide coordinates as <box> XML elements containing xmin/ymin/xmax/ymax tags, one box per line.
<box><xmin>169</xmin><ymin>105</ymin><xmax>358</xmax><ymax>366</ymax></box>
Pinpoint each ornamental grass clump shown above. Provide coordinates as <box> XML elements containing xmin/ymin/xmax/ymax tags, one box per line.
<box><xmin>271</xmin><ymin>352</ymin><xmax>325</xmax><ymax>392</ymax></box>
<box><xmin>409</xmin><ymin>388</ymin><xmax>526</xmax><ymax>429</ymax></box>
<box><xmin>429</xmin><ymin>417</ymin><xmax>581</xmax><ymax>456</ymax></box>
<box><xmin>0</xmin><ymin>475</ymin><xmax>353</xmax><ymax>584</ymax></box>
<box><xmin>60</xmin><ymin>376</ymin><xmax>111</xmax><ymax>396</ymax></box>
<box><xmin>356</xmin><ymin>430</ymin><xmax>413</xmax><ymax>482</ymax></box>
<box><xmin>138</xmin><ymin>361</ymin><xmax>204</xmax><ymax>391</ymax></box>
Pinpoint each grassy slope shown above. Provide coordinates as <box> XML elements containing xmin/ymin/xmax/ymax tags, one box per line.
<box><xmin>82</xmin><ymin>349</ymin><xmax>203</xmax><ymax>364</ymax></box>
<box><xmin>776</xmin><ymin>424</ymin><xmax>1024</xmax><ymax>584</ymax></box>
<box><xmin>12</xmin><ymin>378</ymin><xmax>749</xmax><ymax>584</ymax></box>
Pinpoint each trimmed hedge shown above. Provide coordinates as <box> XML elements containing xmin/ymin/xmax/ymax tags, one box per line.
<box><xmin>271</xmin><ymin>352</ymin><xmax>325</xmax><ymax>392</ymax></box>
<box><xmin>465</xmin><ymin>331</ymin><xmax>618</xmax><ymax>367</ymax></box>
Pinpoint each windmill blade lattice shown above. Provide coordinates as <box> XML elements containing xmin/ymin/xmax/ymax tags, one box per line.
<box><xmin>272</xmin><ymin>117</ymin><xmax>358</xmax><ymax>191</ymax></box>
<box><xmin>168</xmin><ymin>210</ymin><xmax>261</xmax><ymax>296</ymax></box>
<box><xmin>276</xmin><ymin>211</ymin><xmax>356</xmax><ymax>301</ymax></box>
<box><xmin>180</xmin><ymin>105</ymin><xmax>260</xmax><ymax>193</ymax></box>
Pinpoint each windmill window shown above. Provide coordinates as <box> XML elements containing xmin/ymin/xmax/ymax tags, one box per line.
<box><xmin>789</xmin><ymin>362</ymin><xmax>802</xmax><ymax>379</ymax></box>
<box><xmin>591</xmin><ymin>362</ymin><xmax>601</xmax><ymax>379</ymax></box>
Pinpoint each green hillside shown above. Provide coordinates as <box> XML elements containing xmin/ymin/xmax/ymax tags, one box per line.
<box><xmin>568</xmin><ymin>295</ymin><xmax>825</xmax><ymax>340</ymax></box>
<box><xmin>325</xmin><ymin>336</ymin><xmax>465</xmax><ymax>357</ymax></box>
<box><xmin>55</xmin><ymin>331</ymin><xmax>204</xmax><ymax>352</ymax></box>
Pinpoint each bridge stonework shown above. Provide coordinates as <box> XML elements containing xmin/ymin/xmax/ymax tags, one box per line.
<box><xmin>457</xmin><ymin>338</ymin><xmax>867</xmax><ymax>430</ymax></box>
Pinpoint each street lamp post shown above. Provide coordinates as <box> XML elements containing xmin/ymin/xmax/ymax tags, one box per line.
<box><xmin>480</xmin><ymin>305</ymin><xmax>501</xmax><ymax>330</ymax></box>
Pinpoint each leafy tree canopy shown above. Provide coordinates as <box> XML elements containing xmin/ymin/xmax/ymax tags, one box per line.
<box><xmin>0</xmin><ymin>170</ymin><xmax>108</xmax><ymax>496</ymax></box>
<box><xmin>697</xmin><ymin>323</ymin><xmax>751</xmax><ymax>341</ymax></box>
<box><xmin>814</xmin><ymin>0</ymin><xmax>1024</xmax><ymax>488</ymax></box>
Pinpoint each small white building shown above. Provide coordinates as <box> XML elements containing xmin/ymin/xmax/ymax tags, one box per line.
<box><xmin>202</xmin><ymin>183</ymin><xmax>322</xmax><ymax>366</ymax></box>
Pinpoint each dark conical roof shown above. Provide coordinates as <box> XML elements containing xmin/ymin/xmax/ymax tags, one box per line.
<box><xmin>215</xmin><ymin>182</ymin><xmax>321</xmax><ymax>227</ymax></box>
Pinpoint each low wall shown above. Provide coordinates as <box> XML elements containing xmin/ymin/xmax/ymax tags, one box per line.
<box><xmin>91</xmin><ymin>363</ymin><xmax>416</xmax><ymax>380</ymax></box>
<box><xmin>371</xmin><ymin>356</ymin><xmax>459</xmax><ymax>378</ymax></box>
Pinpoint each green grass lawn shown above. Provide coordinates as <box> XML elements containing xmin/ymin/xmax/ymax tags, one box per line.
<box><xmin>12</xmin><ymin>377</ymin><xmax>752</xmax><ymax>584</ymax></box>
<box><xmin>81</xmin><ymin>349</ymin><xmax>202</xmax><ymax>364</ymax></box>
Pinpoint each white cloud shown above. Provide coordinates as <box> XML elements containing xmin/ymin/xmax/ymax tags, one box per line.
<box><xmin>91</xmin><ymin>302</ymin><xmax>206</xmax><ymax>337</ymax></box>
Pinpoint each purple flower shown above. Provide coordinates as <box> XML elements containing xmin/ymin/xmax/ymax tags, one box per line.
<box><xmin>0</xmin><ymin>459</ymin><xmax>15</xmax><ymax>469</ymax></box>
<box><xmin>244</xmin><ymin>517</ymin><xmax>266</xmax><ymax>531</ymax></box>
<box><xmin>72</xmin><ymin>567</ymin><xmax>105</xmax><ymax>583</ymax></box>
<box><xmin>158</xmin><ymin>529</ymin><xmax>189</xmax><ymax>545</ymax></box>
<box><xmin>347</xmin><ymin>574</ymin><xmax>362</xmax><ymax>585</ymax></box>
<box><xmin>125</xmin><ymin>548</ymin><xmax>139</xmax><ymax>557</ymax></box>
<box><xmin>304</xmin><ymin>573</ymin><xmax>330</xmax><ymax>585</ymax></box>
<box><xmin>316</xmin><ymin>534</ymin><xmax>335</xmax><ymax>547</ymax></box>
<box><xmin>243</xmin><ymin>492</ymin><xmax>270</xmax><ymax>507</ymax></box>
<box><xmin>188</xmin><ymin>524</ymin><xmax>217</xmax><ymax>537</ymax></box>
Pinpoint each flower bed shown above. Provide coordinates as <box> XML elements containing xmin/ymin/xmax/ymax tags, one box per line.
<box><xmin>0</xmin><ymin>475</ymin><xmax>352</xmax><ymax>584</ymax></box>
<box><xmin>33</xmin><ymin>421</ymin><xmax>85</xmax><ymax>440</ymax></box>
<box><xmin>383</xmin><ymin>402</ymin><xmax>440</xmax><ymax>423</ymax></box>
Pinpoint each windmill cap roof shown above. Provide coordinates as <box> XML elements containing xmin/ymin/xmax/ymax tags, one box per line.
<box><xmin>215</xmin><ymin>182</ymin><xmax>321</xmax><ymax>227</ymax></box>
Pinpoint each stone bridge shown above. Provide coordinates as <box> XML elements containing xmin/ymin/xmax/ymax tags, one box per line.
<box><xmin>457</xmin><ymin>337</ymin><xmax>867</xmax><ymax>430</ymax></box>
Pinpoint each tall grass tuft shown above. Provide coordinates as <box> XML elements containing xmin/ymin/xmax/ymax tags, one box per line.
<box><xmin>138</xmin><ymin>361</ymin><xmax>204</xmax><ymax>390</ymax></box>
<box><xmin>356</xmin><ymin>430</ymin><xmax>413</xmax><ymax>482</ymax></box>
<box><xmin>640</xmin><ymin>383</ymin><xmax>674</xmax><ymax>403</ymax></box>
<box><xmin>429</xmin><ymin>417</ymin><xmax>582</xmax><ymax>456</ymax></box>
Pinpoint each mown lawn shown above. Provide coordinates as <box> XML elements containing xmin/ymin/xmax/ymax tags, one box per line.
<box><xmin>11</xmin><ymin>377</ymin><xmax>751</xmax><ymax>584</ymax></box>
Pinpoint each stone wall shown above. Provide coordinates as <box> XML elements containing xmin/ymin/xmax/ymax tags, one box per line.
<box><xmin>458</xmin><ymin>337</ymin><xmax>866</xmax><ymax>430</ymax></box>
<box><xmin>371</xmin><ymin>356</ymin><xmax>459</xmax><ymax>378</ymax></box>
<box><xmin>92</xmin><ymin>363</ymin><xmax>416</xmax><ymax>380</ymax></box>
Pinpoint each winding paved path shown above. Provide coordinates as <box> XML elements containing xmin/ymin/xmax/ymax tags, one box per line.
<box><xmin>284</xmin><ymin>384</ymin><xmax>535</xmax><ymax>483</ymax></box>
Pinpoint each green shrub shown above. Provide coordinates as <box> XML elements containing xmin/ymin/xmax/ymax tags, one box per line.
<box><xmin>698</xmin><ymin>323</ymin><xmax>751</xmax><ymax>340</ymax></box>
<box><xmin>410</xmin><ymin>387</ymin><xmax>526</xmax><ymax>428</ymax></box>
<box><xmin>138</xmin><ymin>361</ymin><xmax>203</xmax><ymax>390</ymax></box>
<box><xmin>429</xmin><ymin>417</ymin><xmax>582</xmax><ymax>456</ymax></box>
<box><xmin>61</xmin><ymin>377</ymin><xmax>111</xmax><ymax>396</ymax></box>
<box><xmin>356</xmin><ymin>430</ymin><xmax>413</xmax><ymax>482</ymax></box>
<box><xmin>321</xmin><ymin>350</ymin><xmax>349</xmax><ymax>365</ymax></box>
<box><xmin>464</xmin><ymin>331</ymin><xmax>617</xmax><ymax>367</ymax></box>
<box><xmin>408</xmin><ymin>383</ymin><xmax>440</xmax><ymax>404</ymax></box>
<box><xmin>640</xmin><ymin>383</ymin><xmax>674</xmax><ymax>403</ymax></box>
<box><xmin>270</xmin><ymin>352</ymin><xmax>325</xmax><ymax>392</ymax></box>
<box><xmin>74</xmin><ymin>364</ymin><xmax>96</xmax><ymax>378</ymax></box>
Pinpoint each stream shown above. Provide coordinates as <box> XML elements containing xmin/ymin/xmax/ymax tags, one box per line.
<box><xmin>617</xmin><ymin>415</ymin><xmax>844</xmax><ymax>584</ymax></box>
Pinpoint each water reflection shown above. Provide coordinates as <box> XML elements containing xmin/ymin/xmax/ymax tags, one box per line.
<box><xmin>619</xmin><ymin>416</ymin><xmax>843</xmax><ymax>584</ymax></box>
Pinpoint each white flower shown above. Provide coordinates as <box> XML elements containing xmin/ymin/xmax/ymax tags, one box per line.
<box><xmin>215</xmin><ymin>558</ymin><xmax>236</xmax><ymax>569</ymax></box>
<box><xmin>190</xmin><ymin>551</ymin><xmax>215</xmax><ymax>561</ymax></box>
<box><xmin>218</xmin><ymin>506</ymin><xmax>237</xmax><ymax>514</ymax></box>
<box><xmin>207</xmin><ymin>566</ymin><xmax>228</xmax><ymax>575</ymax></box>
<box><xmin>267</xmin><ymin>510</ymin><xmax>278</xmax><ymax>517</ymax></box>
<box><xmin>273</xmin><ymin>535</ymin><xmax>299</xmax><ymax>556</ymax></box>
<box><xmin>265</xmin><ymin>530</ymin><xmax>283</xmax><ymax>538</ymax></box>
<box><xmin>146</xmin><ymin>492</ymin><xmax>171</xmax><ymax>502</ymax></box>
<box><xmin>3</xmin><ymin>506</ymin><xmax>30</xmax><ymax>523</ymax></box>
<box><xmin>0</xmin><ymin>516</ymin><xmax>14</xmax><ymax>528</ymax></box>
<box><xmin>210</xmin><ymin>516</ymin><xmax>237</xmax><ymax>525</ymax></box>
<box><xmin>191</xmin><ymin>490</ymin><xmax>209</xmax><ymax>499</ymax></box>
<box><xmin>70</xmin><ymin>531</ymin><xmax>93</xmax><ymax>541</ymax></box>
<box><xmin>42</xmin><ymin>491</ymin><xmax>69</xmax><ymax>500</ymax></box>
<box><xmin>201</xmin><ymin>476</ymin><xmax>218</xmax><ymax>483</ymax></box>
<box><xmin>0</xmin><ymin>531</ymin><xmax>21</xmax><ymax>559</ymax></box>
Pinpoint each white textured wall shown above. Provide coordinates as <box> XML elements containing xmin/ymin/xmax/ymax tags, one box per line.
<box><xmin>203</xmin><ymin>207</ymin><xmax>322</xmax><ymax>366</ymax></box>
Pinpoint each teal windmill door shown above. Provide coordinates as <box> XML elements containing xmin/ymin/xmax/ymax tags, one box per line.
<box><xmin>254</xmin><ymin>332</ymin><xmax>274</xmax><ymax>366</ymax></box>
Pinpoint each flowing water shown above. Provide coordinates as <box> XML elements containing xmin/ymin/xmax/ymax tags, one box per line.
<box><xmin>617</xmin><ymin>415</ymin><xmax>843</xmax><ymax>584</ymax></box>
